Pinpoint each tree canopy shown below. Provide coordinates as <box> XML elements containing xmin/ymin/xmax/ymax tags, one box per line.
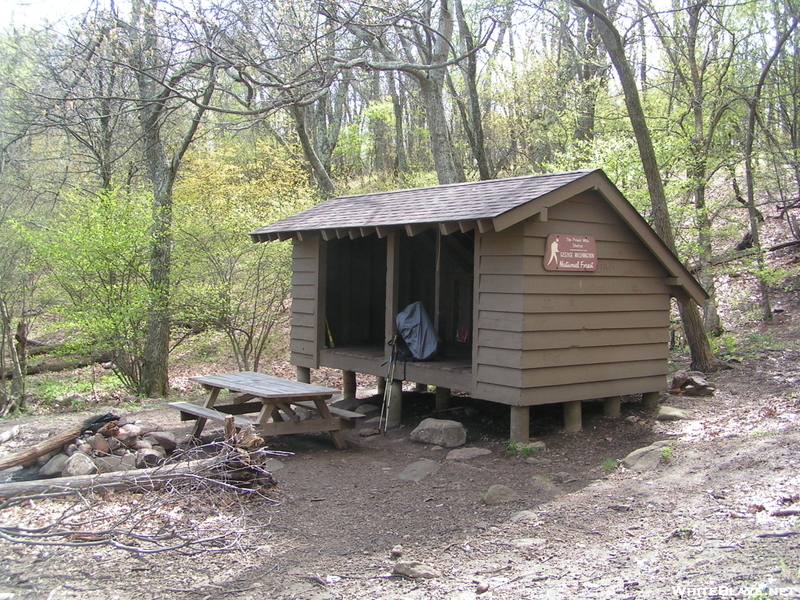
<box><xmin>0</xmin><ymin>0</ymin><xmax>798</xmax><ymax>406</ymax></box>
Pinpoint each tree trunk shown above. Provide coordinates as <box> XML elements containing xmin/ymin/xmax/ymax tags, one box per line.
<box><xmin>0</xmin><ymin>294</ymin><xmax>24</xmax><ymax>406</ymax></box>
<box><xmin>292</xmin><ymin>104</ymin><xmax>337</xmax><ymax>197</ymax></box>
<box><xmin>454</xmin><ymin>0</ymin><xmax>491</xmax><ymax>180</ymax></box>
<box><xmin>418</xmin><ymin>74</ymin><xmax>466</xmax><ymax>185</ymax></box>
<box><xmin>388</xmin><ymin>71</ymin><xmax>409</xmax><ymax>175</ymax></box>
<box><xmin>574</xmin><ymin>0</ymin><xmax>729</xmax><ymax>372</ymax></box>
<box><xmin>741</xmin><ymin>18</ymin><xmax>798</xmax><ymax>321</ymax></box>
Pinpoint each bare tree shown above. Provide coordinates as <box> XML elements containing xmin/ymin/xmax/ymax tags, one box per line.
<box><xmin>573</xmin><ymin>0</ymin><xmax>730</xmax><ymax>372</ymax></box>
<box><xmin>740</xmin><ymin>15</ymin><xmax>800</xmax><ymax>321</ymax></box>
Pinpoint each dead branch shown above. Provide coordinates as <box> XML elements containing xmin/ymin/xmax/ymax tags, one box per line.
<box><xmin>0</xmin><ymin>446</ymin><xmax>281</xmax><ymax>556</ymax></box>
<box><xmin>0</xmin><ymin>457</ymin><xmax>222</xmax><ymax>498</ymax></box>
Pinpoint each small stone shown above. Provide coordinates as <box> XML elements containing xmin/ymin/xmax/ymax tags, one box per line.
<box><xmin>621</xmin><ymin>441</ymin><xmax>672</xmax><ymax>471</ymax></box>
<box><xmin>482</xmin><ymin>484</ymin><xmax>521</xmax><ymax>505</ymax></box>
<box><xmin>552</xmin><ymin>471</ymin><xmax>578</xmax><ymax>484</ymax></box>
<box><xmin>63</xmin><ymin>453</ymin><xmax>98</xmax><ymax>477</ymax></box>
<box><xmin>89</xmin><ymin>433</ymin><xmax>110</xmax><ymax>455</ymax></box>
<box><xmin>134</xmin><ymin>439</ymin><xmax>153</xmax><ymax>451</ymax></box>
<box><xmin>476</xmin><ymin>582</ymin><xmax>490</xmax><ymax>594</ymax></box>
<box><xmin>390</xmin><ymin>544</ymin><xmax>403</xmax><ymax>558</ymax></box>
<box><xmin>359</xmin><ymin>428</ymin><xmax>380</xmax><ymax>437</ymax></box>
<box><xmin>656</xmin><ymin>406</ymin><xmax>692</xmax><ymax>421</ymax></box>
<box><xmin>446</xmin><ymin>447</ymin><xmax>491</xmax><ymax>461</ymax></box>
<box><xmin>510</xmin><ymin>537</ymin><xmax>548</xmax><ymax>549</ymax></box>
<box><xmin>398</xmin><ymin>459</ymin><xmax>441</xmax><ymax>482</ymax></box>
<box><xmin>119</xmin><ymin>424</ymin><xmax>142</xmax><ymax>437</ymax></box>
<box><xmin>509</xmin><ymin>510</ymin><xmax>540</xmax><ymax>523</ymax></box>
<box><xmin>263</xmin><ymin>458</ymin><xmax>285</xmax><ymax>471</ymax></box>
<box><xmin>96</xmin><ymin>421</ymin><xmax>119</xmax><ymax>438</ymax></box>
<box><xmin>392</xmin><ymin>561</ymin><xmax>442</xmax><ymax>579</ymax></box>
<box><xmin>115</xmin><ymin>431</ymin><xmax>138</xmax><ymax>448</ymax></box>
<box><xmin>133</xmin><ymin>422</ymin><xmax>159</xmax><ymax>435</ymax></box>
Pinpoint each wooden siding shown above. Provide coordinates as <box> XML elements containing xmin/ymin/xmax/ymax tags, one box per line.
<box><xmin>474</xmin><ymin>192</ymin><xmax>672</xmax><ymax>406</ymax></box>
<box><xmin>290</xmin><ymin>237</ymin><xmax>321</xmax><ymax>368</ymax></box>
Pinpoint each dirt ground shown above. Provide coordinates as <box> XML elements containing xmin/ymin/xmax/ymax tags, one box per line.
<box><xmin>0</xmin><ymin>308</ymin><xmax>799</xmax><ymax>599</ymax></box>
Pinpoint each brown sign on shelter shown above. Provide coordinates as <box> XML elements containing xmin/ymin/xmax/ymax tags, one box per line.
<box><xmin>250</xmin><ymin>169</ymin><xmax>708</xmax><ymax>445</ymax></box>
<box><xmin>544</xmin><ymin>234</ymin><xmax>597</xmax><ymax>271</ymax></box>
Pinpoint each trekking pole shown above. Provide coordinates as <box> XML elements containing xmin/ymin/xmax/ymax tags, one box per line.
<box><xmin>379</xmin><ymin>335</ymin><xmax>398</xmax><ymax>433</ymax></box>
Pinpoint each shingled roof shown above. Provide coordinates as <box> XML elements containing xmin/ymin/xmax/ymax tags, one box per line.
<box><xmin>250</xmin><ymin>169</ymin><xmax>595</xmax><ymax>242</ymax></box>
<box><xmin>250</xmin><ymin>169</ymin><xmax>707</xmax><ymax>304</ymax></box>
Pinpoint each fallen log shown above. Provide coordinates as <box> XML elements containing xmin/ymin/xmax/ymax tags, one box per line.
<box><xmin>2</xmin><ymin>352</ymin><xmax>112</xmax><ymax>380</ymax></box>
<box><xmin>0</xmin><ymin>413</ymin><xmax>117</xmax><ymax>472</ymax></box>
<box><xmin>0</xmin><ymin>457</ymin><xmax>220</xmax><ymax>499</ymax></box>
<box><xmin>0</xmin><ymin>450</ymin><xmax>277</xmax><ymax>499</ymax></box>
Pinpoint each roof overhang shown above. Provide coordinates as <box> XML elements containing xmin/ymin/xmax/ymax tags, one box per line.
<box><xmin>250</xmin><ymin>169</ymin><xmax>708</xmax><ymax>306</ymax></box>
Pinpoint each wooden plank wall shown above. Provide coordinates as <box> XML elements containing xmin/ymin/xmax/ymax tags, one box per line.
<box><xmin>290</xmin><ymin>237</ymin><xmax>321</xmax><ymax>368</ymax></box>
<box><xmin>475</xmin><ymin>191</ymin><xmax>671</xmax><ymax>406</ymax></box>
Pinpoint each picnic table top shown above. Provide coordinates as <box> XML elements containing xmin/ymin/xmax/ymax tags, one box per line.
<box><xmin>189</xmin><ymin>371</ymin><xmax>337</xmax><ymax>399</ymax></box>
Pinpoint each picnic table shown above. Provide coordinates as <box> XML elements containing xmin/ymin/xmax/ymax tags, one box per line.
<box><xmin>169</xmin><ymin>371</ymin><xmax>364</xmax><ymax>450</ymax></box>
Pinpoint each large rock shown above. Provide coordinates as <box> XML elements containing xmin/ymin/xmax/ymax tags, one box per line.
<box><xmin>62</xmin><ymin>453</ymin><xmax>98</xmax><ymax>477</ymax></box>
<box><xmin>38</xmin><ymin>453</ymin><xmax>69</xmax><ymax>477</ymax></box>
<box><xmin>656</xmin><ymin>406</ymin><xmax>693</xmax><ymax>421</ymax></box>
<box><xmin>482</xmin><ymin>484</ymin><xmax>521</xmax><ymax>505</ymax></box>
<box><xmin>89</xmin><ymin>433</ymin><xmax>110</xmax><ymax>455</ymax></box>
<box><xmin>410</xmin><ymin>418</ymin><xmax>466</xmax><ymax>448</ymax></box>
<box><xmin>621</xmin><ymin>440</ymin><xmax>672</xmax><ymax>471</ymax></box>
<box><xmin>95</xmin><ymin>454</ymin><xmax>137</xmax><ymax>473</ymax></box>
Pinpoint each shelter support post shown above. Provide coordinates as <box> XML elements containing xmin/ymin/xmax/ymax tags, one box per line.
<box><xmin>342</xmin><ymin>370</ymin><xmax>356</xmax><ymax>399</ymax></box>
<box><xmin>563</xmin><ymin>401</ymin><xmax>582</xmax><ymax>432</ymax></box>
<box><xmin>509</xmin><ymin>406</ymin><xmax>530</xmax><ymax>443</ymax></box>
<box><xmin>642</xmin><ymin>391</ymin><xmax>659</xmax><ymax>409</ymax></box>
<box><xmin>435</xmin><ymin>387</ymin><xmax>451</xmax><ymax>411</ymax></box>
<box><xmin>377</xmin><ymin>377</ymin><xmax>386</xmax><ymax>396</ymax></box>
<box><xmin>386</xmin><ymin>380</ymin><xmax>403</xmax><ymax>428</ymax></box>
<box><xmin>604</xmin><ymin>396</ymin><xmax>622</xmax><ymax>418</ymax></box>
<box><xmin>296</xmin><ymin>366</ymin><xmax>311</xmax><ymax>384</ymax></box>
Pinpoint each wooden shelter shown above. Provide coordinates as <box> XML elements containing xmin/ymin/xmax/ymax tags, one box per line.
<box><xmin>250</xmin><ymin>169</ymin><xmax>707</xmax><ymax>441</ymax></box>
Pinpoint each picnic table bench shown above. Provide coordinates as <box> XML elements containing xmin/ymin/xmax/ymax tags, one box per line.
<box><xmin>170</xmin><ymin>371</ymin><xmax>364</xmax><ymax>450</ymax></box>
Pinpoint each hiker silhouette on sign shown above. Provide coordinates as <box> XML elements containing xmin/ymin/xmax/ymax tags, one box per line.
<box><xmin>547</xmin><ymin>235</ymin><xmax>560</xmax><ymax>267</ymax></box>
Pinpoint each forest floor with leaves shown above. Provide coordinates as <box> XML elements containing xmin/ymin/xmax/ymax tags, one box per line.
<box><xmin>0</xmin><ymin>289</ymin><xmax>799</xmax><ymax>600</ymax></box>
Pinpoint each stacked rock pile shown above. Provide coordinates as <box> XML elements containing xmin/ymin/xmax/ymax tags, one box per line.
<box><xmin>36</xmin><ymin>418</ymin><xmax>179</xmax><ymax>478</ymax></box>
